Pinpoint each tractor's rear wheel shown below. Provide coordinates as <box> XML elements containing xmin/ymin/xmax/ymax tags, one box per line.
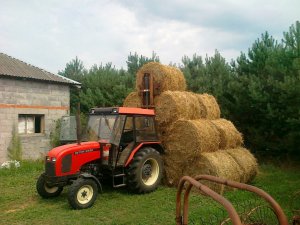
<box><xmin>68</xmin><ymin>178</ymin><xmax>98</xmax><ymax>210</ymax></box>
<box><xmin>127</xmin><ymin>147</ymin><xmax>163</xmax><ymax>193</ymax></box>
<box><xmin>36</xmin><ymin>174</ymin><xmax>63</xmax><ymax>198</ymax></box>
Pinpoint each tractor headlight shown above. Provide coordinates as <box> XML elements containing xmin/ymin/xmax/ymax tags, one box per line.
<box><xmin>51</xmin><ymin>157</ymin><xmax>57</xmax><ymax>162</ymax></box>
<box><xmin>46</xmin><ymin>156</ymin><xmax>50</xmax><ymax>161</ymax></box>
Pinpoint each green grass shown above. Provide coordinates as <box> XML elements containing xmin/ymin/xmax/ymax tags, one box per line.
<box><xmin>0</xmin><ymin>161</ymin><xmax>299</xmax><ymax>225</ymax></box>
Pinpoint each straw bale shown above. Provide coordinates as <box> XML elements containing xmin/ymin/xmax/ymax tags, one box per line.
<box><xmin>163</xmin><ymin>150</ymin><xmax>244</xmax><ymax>192</ymax></box>
<box><xmin>154</xmin><ymin>91</ymin><xmax>201</xmax><ymax>126</ymax></box>
<box><xmin>123</xmin><ymin>92</ymin><xmax>142</xmax><ymax>107</ymax></box>
<box><xmin>123</xmin><ymin>92</ymin><xmax>221</xmax><ymax>128</ymax></box>
<box><xmin>163</xmin><ymin>119</ymin><xmax>220</xmax><ymax>157</ymax></box>
<box><xmin>156</xmin><ymin>124</ymin><xmax>173</xmax><ymax>144</ymax></box>
<box><xmin>186</xmin><ymin>151</ymin><xmax>243</xmax><ymax>193</ymax></box>
<box><xmin>163</xmin><ymin>153</ymin><xmax>189</xmax><ymax>186</ymax></box>
<box><xmin>196</xmin><ymin>93</ymin><xmax>221</xmax><ymax>119</ymax></box>
<box><xmin>155</xmin><ymin>92</ymin><xmax>221</xmax><ymax>126</ymax></box>
<box><xmin>211</xmin><ymin>119</ymin><xmax>243</xmax><ymax>149</ymax></box>
<box><xmin>136</xmin><ymin>62</ymin><xmax>186</xmax><ymax>95</ymax></box>
<box><xmin>224</xmin><ymin>148</ymin><xmax>258</xmax><ymax>183</ymax></box>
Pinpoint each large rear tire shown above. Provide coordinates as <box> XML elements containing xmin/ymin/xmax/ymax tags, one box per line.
<box><xmin>68</xmin><ymin>178</ymin><xmax>98</xmax><ymax>210</ymax></box>
<box><xmin>127</xmin><ymin>147</ymin><xmax>163</xmax><ymax>193</ymax></box>
<box><xmin>36</xmin><ymin>174</ymin><xmax>63</xmax><ymax>198</ymax></box>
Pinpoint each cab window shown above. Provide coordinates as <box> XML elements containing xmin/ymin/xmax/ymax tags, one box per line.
<box><xmin>120</xmin><ymin>116</ymin><xmax>134</xmax><ymax>146</ymax></box>
<box><xmin>135</xmin><ymin>116</ymin><xmax>157</xmax><ymax>142</ymax></box>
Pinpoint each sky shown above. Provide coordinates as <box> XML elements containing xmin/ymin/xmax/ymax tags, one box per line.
<box><xmin>0</xmin><ymin>0</ymin><xmax>299</xmax><ymax>74</ymax></box>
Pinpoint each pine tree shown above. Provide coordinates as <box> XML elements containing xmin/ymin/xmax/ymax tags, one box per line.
<box><xmin>126</xmin><ymin>52</ymin><xmax>160</xmax><ymax>76</ymax></box>
<box><xmin>230</xmin><ymin>21</ymin><xmax>300</xmax><ymax>158</ymax></box>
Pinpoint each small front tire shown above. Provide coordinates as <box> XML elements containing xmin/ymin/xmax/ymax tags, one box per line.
<box><xmin>36</xmin><ymin>174</ymin><xmax>63</xmax><ymax>198</ymax></box>
<box><xmin>68</xmin><ymin>178</ymin><xmax>98</xmax><ymax>210</ymax></box>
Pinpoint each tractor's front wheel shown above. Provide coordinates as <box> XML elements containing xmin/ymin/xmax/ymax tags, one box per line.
<box><xmin>127</xmin><ymin>147</ymin><xmax>163</xmax><ymax>193</ymax></box>
<box><xmin>68</xmin><ymin>178</ymin><xmax>98</xmax><ymax>209</ymax></box>
<box><xmin>36</xmin><ymin>174</ymin><xmax>63</xmax><ymax>198</ymax></box>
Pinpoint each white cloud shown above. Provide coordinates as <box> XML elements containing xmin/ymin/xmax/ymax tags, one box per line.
<box><xmin>0</xmin><ymin>0</ymin><xmax>299</xmax><ymax>73</ymax></box>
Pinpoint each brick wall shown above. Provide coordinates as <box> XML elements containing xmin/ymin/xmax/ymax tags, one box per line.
<box><xmin>0</xmin><ymin>77</ymin><xmax>70</xmax><ymax>163</ymax></box>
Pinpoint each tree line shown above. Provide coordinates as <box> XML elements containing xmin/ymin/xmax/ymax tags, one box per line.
<box><xmin>59</xmin><ymin>21</ymin><xmax>300</xmax><ymax>160</ymax></box>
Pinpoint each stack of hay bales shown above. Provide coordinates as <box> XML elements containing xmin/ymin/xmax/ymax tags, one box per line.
<box><xmin>123</xmin><ymin>62</ymin><xmax>258</xmax><ymax>192</ymax></box>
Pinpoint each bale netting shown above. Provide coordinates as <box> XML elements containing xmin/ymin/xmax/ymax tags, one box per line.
<box><xmin>224</xmin><ymin>147</ymin><xmax>258</xmax><ymax>183</ymax></box>
<box><xmin>154</xmin><ymin>91</ymin><xmax>201</xmax><ymax>126</ymax></box>
<box><xmin>136</xmin><ymin>62</ymin><xmax>186</xmax><ymax>95</ymax></box>
<box><xmin>196</xmin><ymin>93</ymin><xmax>221</xmax><ymax>119</ymax></box>
<box><xmin>163</xmin><ymin>119</ymin><xmax>220</xmax><ymax>157</ymax></box>
<box><xmin>211</xmin><ymin>119</ymin><xmax>243</xmax><ymax>149</ymax></box>
<box><xmin>186</xmin><ymin>151</ymin><xmax>244</xmax><ymax>193</ymax></box>
<box><xmin>123</xmin><ymin>92</ymin><xmax>142</xmax><ymax>107</ymax></box>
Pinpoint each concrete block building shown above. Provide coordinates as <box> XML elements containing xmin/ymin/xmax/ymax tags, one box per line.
<box><xmin>0</xmin><ymin>53</ymin><xmax>80</xmax><ymax>163</ymax></box>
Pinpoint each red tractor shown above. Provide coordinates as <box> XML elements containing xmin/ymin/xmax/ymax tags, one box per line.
<box><xmin>36</xmin><ymin>106</ymin><xmax>164</xmax><ymax>209</ymax></box>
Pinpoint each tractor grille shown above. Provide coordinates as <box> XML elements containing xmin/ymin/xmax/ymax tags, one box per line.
<box><xmin>61</xmin><ymin>154</ymin><xmax>72</xmax><ymax>173</ymax></box>
<box><xmin>45</xmin><ymin>162</ymin><xmax>55</xmax><ymax>176</ymax></box>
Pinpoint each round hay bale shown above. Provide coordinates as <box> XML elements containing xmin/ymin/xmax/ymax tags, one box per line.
<box><xmin>224</xmin><ymin>147</ymin><xmax>258</xmax><ymax>183</ymax></box>
<box><xmin>154</xmin><ymin>91</ymin><xmax>201</xmax><ymax>126</ymax></box>
<box><xmin>163</xmin><ymin>119</ymin><xmax>220</xmax><ymax>157</ymax></box>
<box><xmin>136</xmin><ymin>62</ymin><xmax>186</xmax><ymax>95</ymax></box>
<box><xmin>123</xmin><ymin>92</ymin><xmax>142</xmax><ymax>107</ymax></box>
<box><xmin>163</xmin><ymin>153</ymin><xmax>188</xmax><ymax>187</ymax></box>
<box><xmin>124</xmin><ymin>91</ymin><xmax>222</xmax><ymax>127</ymax></box>
<box><xmin>156</xmin><ymin>124</ymin><xmax>173</xmax><ymax>143</ymax></box>
<box><xmin>196</xmin><ymin>93</ymin><xmax>221</xmax><ymax>119</ymax></box>
<box><xmin>211</xmin><ymin>119</ymin><xmax>243</xmax><ymax>149</ymax></box>
<box><xmin>186</xmin><ymin>151</ymin><xmax>243</xmax><ymax>193</ymax></box>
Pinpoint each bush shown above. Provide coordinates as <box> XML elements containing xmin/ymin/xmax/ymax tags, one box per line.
<box><xmin>7</xmin><ymin>125</ymin><xmax>22</xmax><ymax>161</ymax></box>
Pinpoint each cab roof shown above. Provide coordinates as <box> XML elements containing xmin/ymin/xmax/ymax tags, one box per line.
<box><xmin>90</xmin><ymin>107</ymin><xmax>155</xmax><ymax>116</ymax></box>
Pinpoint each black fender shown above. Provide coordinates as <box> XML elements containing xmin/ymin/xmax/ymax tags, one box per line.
<box><xmin>145</xmin><ymin>143</ymin><xmax>164</xmax><ymax>154</ymax></box>
<box><xmin>79</xmin><ymin>173</ymin><xmax>102</xmax><ymax>193</ymax></box>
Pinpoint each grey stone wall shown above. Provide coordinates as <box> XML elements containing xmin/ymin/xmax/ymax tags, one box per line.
<box><xmin>0</xmin><ymin>77</ymin><xmax>70</xmax><ymax>163</ymax></box>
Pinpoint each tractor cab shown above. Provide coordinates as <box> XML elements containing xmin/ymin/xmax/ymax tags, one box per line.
<box><xmin>87</xmin><ymin>107</ymin><xmax>161</xmax><ymax>168</ymax></box>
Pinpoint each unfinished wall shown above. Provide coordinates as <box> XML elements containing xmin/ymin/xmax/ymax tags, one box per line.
<box><xmin>0</xmin><ymin>77</ymin><xmax>70</xmax><ymax>163</ymax></box>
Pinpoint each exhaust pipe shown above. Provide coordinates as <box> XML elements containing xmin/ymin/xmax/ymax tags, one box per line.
<box><xmin>76</xmin><ymin>102</ymin><xmax>81</xmax><ymax>145</ymax></box>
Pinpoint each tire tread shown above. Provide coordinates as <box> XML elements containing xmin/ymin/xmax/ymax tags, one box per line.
<box><xmin>36</xmin><ymin>174</ymin><xmax>63</xmax><ymax>198</ymax></box>
<box><xmin>127</xmin><ymin>147</ymin><xmax>163</xmax><ymax>193</ymax></box>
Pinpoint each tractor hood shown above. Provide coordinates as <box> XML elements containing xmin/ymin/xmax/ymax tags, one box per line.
<box><xmin>46</xmin><ymin>141</ymin><xmax>101</xmax><ymax>176</ymax></box>
<box><xmin>47</xmin><ymin>142</ymin><xmax>100</xmax><ymax>159</ymax></box>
